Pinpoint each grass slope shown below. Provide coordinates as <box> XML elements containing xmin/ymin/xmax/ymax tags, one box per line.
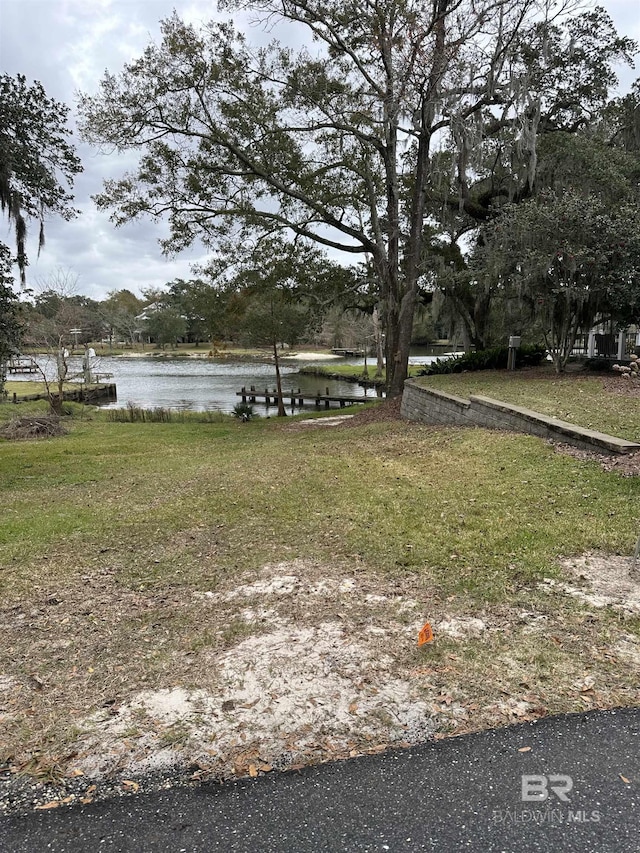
<box><xmin>0</xmin><ymin>393</ymin><xmax>638</xmax><ymax>795</ymax></box>
<box><xmin>1</xmin><ymin>414</ymin><xmax>638</xmax><ymax>600</ymax></box>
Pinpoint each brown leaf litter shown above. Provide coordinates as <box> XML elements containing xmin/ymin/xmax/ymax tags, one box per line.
<box><xmin>1</xmin><ymin>555</ymin><xmax>639</xmax><ymax>814</ymax></box>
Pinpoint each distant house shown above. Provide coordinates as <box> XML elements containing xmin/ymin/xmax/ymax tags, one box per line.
<box><xmin>581</xmin><ymin>323</ymin><xmax>640</xmax><ymax>361</ymax></box>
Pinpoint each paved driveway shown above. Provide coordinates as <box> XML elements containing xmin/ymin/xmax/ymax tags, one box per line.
<box><xmin>2</xmin><ymin>708</ymin><xmax>638</xmax><ymax>852</ymax></box>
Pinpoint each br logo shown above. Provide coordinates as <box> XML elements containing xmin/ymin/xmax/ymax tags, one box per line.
<box><xmin>521</xmin><ymin>775</ymin><xmax>573</xmax><ymax>802</ymax></box>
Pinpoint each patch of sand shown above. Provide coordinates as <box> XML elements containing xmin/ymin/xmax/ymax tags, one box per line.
<box><xmin>437</xmin><ymin>618</ymin><xmax>486</xmax><ymax>638</ymax></box>
<box><xmin>539</xmin><ymin>554</ymin><xmax>640</xmax><ymax>615</ymax></box>
<box><xmin>295</xmin><ymin>415</ymin><xmax>355</xmax><ymax>427</ymax></box>
<box><xmin>70</xmin><ymin>564</ymin><xmax>497</xmax><ymax>781</ymax></box>
<box><xmin>0</xmin><ymin>674</ymin><xmax>18</xmax><ymax>692</ymax></box>
<box><xmin>4</xmin><ymin>554</ymin><xmax>637</xmax><ymax>812</ymax></box>
<box><xmin>198</xmin><ymin>572</ymin><xmax>360</xmax><ymax>603</ymax></box>
<box><xmin>614</xmin><ymin>635</ymin><xmax>640</xmax><ymax>667</ymax></box>
<box><xmin>280</xmin><ymin>352</ymin><xmax>343</xmax><ymax>360</ymax></box>
<box><xmin>77</xmin><ymin>621</ymin><xmax>437</xmax><ymax>779</ymax></box>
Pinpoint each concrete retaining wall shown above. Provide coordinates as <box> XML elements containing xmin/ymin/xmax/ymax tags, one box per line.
<box><xmin>401</xmin><ymin>380</ymin><xmax>640</xmax><ymax>455</ymax></box>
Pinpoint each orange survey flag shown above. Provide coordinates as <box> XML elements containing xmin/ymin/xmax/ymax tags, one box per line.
<box><xmin>418</xmin><ymin>622</ymin><xmax>434</xmax><ymax>646</ymax></box>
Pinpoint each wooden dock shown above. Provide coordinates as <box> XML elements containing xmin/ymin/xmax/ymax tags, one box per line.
<box><xmin>237</xmin><ymin>385</ymin><xmax>383</xmax><ymax>409</ymax></box>
<box><xmin>331</xmin><ymin>348</ymin><xmax>364</xmax><ymax>357</ymax></box>
<box><xmin>6</xmin><ymin>358</ymin><xmax>38</xmax><ymax>374</ymax></box>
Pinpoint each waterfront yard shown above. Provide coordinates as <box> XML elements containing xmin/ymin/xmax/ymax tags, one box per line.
<box><xmin>0</xmin><ymin>377</ymin><xmax>639</xmax><ymax>811</ymax></box>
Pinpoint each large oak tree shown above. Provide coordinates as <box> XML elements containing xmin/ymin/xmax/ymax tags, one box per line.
<box><xmin>79</xmin><ymin>1</ymin><xmax>633</xmax><ymax>395</ymax></box>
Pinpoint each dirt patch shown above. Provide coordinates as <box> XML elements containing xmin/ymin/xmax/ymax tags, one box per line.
<box><xmin>77</xmin><ymin>620</ymin><xmax>436</xmax><ymax>781</ymax></box>
<box><xmin>338</xmin><ymin>395</ymin><xmax>403</xmax><ymax>426</ymax></box>
<box><xmin>546</xmin><ymin>553</ymin><xmax>640</xmax><ymax>614</ymax></box>
<box><xmin>1</xmin><ymin>556</ymin><xmax>638</xmax><ymax>815</ymax></box>
<box><xmin>600</xmin><ymin>374</ymin><xmax>640</xmax><ymax>399</ymax></box>
<box><xmin>281</xmin><ymin>397</ymin><xmax>401</xmax><ymax>432</ymax></box>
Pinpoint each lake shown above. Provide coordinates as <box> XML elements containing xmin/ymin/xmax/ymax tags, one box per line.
<box><xmin>102</xmin><ymin>356</ymin><xmax>377</xmax><ymax>414</ymax></box>
<box><xmin>12</xmin><ymin>350</ymin><xmax>443</xmax><ymax>415</ymax></box>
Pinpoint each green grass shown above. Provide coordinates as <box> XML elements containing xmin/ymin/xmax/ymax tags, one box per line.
<box><xmin>304</xmin><ymin>363</ymin><xmax>425</xmax><ymax>381</ymax></box>
<box><xmin>1</xmin><ymin>407</ymin><xmax>638</xmax><ymax>604</ymax></box>
<box><xmin>415</xmin><ymin>367</ymin><xmax>640</xmax><ymax>441</ymax></box>
<box><xmin>3</xmin><ymin>380</ymin><xmax>80</xmax><ymax>396</ymax></box>
<box><xmin>1</xmin><ymin>399</ymin><xmax>639</xmax><ymax>784</ymax></box>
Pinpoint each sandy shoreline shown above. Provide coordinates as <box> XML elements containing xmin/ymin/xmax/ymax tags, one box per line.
<box><xmin>111</xmin><ymin>350</ymin><xmax>344</xmax><ymax>361</ymax></box>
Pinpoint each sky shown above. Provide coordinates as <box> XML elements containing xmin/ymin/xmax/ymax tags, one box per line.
<box><xmin>1</xmin><ymin>0</ymin><xmax>639</xmax><ymax>303</ymax></box>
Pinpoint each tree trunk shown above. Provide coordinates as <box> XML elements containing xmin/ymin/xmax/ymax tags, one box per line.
<box><xmin>372</xmin><ymin>305</ymin><xmax>385</xmax><ymax>378</ymax></box>
<box><xmin>387</xmin><ymin>0</ymin><xmax>447</xmax><ymax>399</ymax></box>
<box><xmin>273</xmin><ymin>339</ymin><xmax>286</xmax><ymax>417</ymax></box>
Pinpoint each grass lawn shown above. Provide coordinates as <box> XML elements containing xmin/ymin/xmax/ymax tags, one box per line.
<box><xmin>413</xmin><ymin>365</ymin><xmax>640</xmax><ymax>441</ymax></box>
<box><xmin>3</xmin><ymin>380</ymin><xmax>83</xmax><ymax>397</ymax></box>
<box><xmin>301</xmin><ymin>362</ymin><xmax>426</xmax><ymax>382</ymax></box>
<box><xmin>0</xmin><ymin>388</ymin><xmax>639</xmax><ymax>803</ymax></box>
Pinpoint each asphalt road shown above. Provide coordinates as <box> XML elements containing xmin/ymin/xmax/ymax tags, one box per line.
<box><xmin>2</xmin><ymin>708</ymin><xmax>638</xmax><ymax>853</ymax></box>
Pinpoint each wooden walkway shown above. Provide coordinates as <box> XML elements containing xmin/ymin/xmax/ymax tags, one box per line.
<box><xmin>238</xmin><ymin>385</ymin><xmax>383</xmax><ymax>409</ymax></box>
<box><xmin>6</xmin><ymin>358</ymin><xmax>38</xmax><ymax>374</ymax></box>
<box><xmin>331</xmin><ymin>348</ymin><xmax>364</xmax><ymax>357</ymax></box>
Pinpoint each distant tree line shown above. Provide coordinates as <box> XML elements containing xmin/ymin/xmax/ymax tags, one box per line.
<box><xmin>3</xmin><ymin>3</ymin><xmax>640</xmax><ymax>395</ymax></box>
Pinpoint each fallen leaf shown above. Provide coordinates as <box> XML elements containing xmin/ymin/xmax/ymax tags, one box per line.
<box><xmin>619</xmin><ymin>774</ymin><xmax>631</xmax><ymax>784</ymax></box>
<box><xmin>34</xmin><ymin>801</ymin><xmax>60</xmax><ymax>810</ymax></box>
<box><xmin>518</xmin><ymin>746</ymin><xmax>532</xmax><ymax>753</ymax></box>
<box><xmin>68</xmin><ymin>768</ymin><xmax>84</xmax><ymax>777</ymax></box>
<box><xmin>248</xmin><ymin>764</ymin><xmax>258</xmax><ymax>778</ymax></box>
<box><xmin>409</xmin><ymin>666</ymin><xmax>435</xmax><ymax>677</ymax></box>
<box><xmin>348</xmin><ymin>702</ymin><xmax>359</xmax><ymax>714</ymax></box>
<box><xmin>257</xmin><ymin>763</ymin><xmax>272</xmax><ymax>773</ymax></box>
<box><xmin>122</xmin><ymin>780</ymin><xmax>139</xmax><ymax>792</ymax></box>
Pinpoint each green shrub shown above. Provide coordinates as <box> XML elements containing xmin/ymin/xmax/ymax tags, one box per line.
<box><xmin>418</xmin><ymin>344</ymin><xmax>546</xmax><ymax>375</ymax></box>
<box><xmin>232</xmin><ymin>402</ymin><xmax>254</xmax><ymax>421</ymax></box>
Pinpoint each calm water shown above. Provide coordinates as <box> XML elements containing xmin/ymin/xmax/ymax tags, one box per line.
<box><xmin>13</xmin><ymin>351</ymin><xmax>442</xmax><ymax>414</ymax></box>
<box><xmin>104</xmin><ymin>357</ymin><xmax>380</xmax><ymax>414</ymax></box>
